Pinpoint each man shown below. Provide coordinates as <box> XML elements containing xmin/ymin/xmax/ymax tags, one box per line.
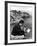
<box><xmin>11</xmin><ymin>20</ymin><xmax>25</xmax><ymax>36</ymax></box>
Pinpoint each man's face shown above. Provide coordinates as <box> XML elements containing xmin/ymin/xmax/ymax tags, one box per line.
<box><xmin>19</xmin><ymin>23</ymin><xmax>24</xmax><ymax>30</ymax></box>
<box><xmin>19</xmin><ymin>23</ymin><xmax>23</xmax><ymax>26</ymax></box>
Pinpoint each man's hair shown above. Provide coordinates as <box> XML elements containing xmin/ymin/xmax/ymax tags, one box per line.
<box><xmin>19</xmin><ymin>20</ymin><xmax>24</xmax><ymax>24</ymax></box>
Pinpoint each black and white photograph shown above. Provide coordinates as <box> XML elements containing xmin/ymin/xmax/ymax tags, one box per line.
<box><xmin>5</xmin><ymin>1</ymin><xmax>36</xmax><ymax>45</ymax></box>
<box><xmin>10</xmin><ymin>10</ymin><xmax>32</xmax><ymax>40</ymax></box>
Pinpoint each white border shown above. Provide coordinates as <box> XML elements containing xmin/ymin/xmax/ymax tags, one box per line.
<box><xmin>8</xmin><ymin>3</ymin><xmax>35</xmax><ymax>43</ymax></box>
